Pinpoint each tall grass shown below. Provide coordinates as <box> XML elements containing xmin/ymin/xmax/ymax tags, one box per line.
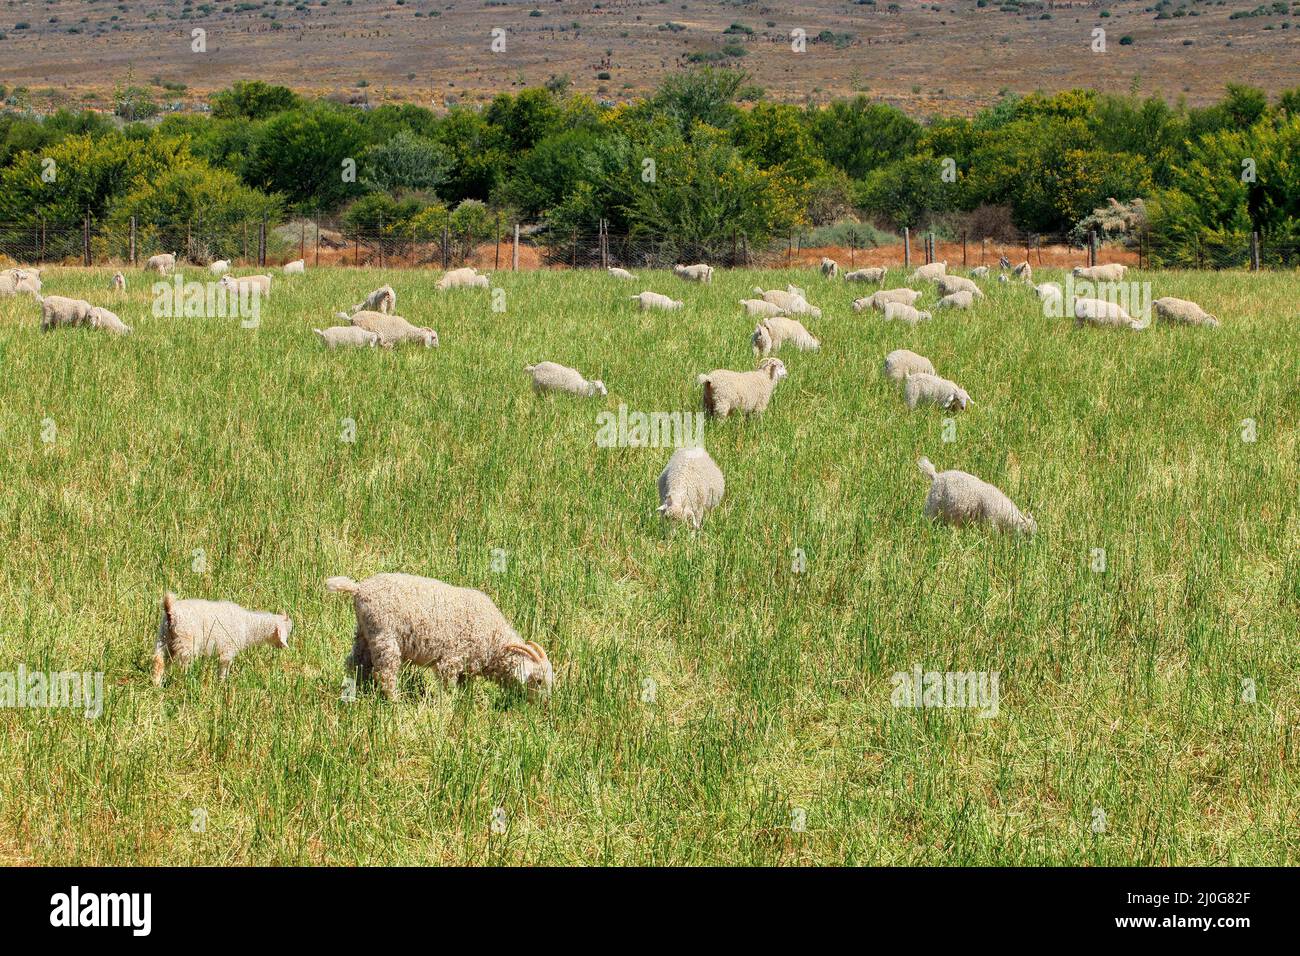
<box><xmin>0</xmin><ymin>265</ymin><xmax>1295</xmax><ymax>864</ymax></box>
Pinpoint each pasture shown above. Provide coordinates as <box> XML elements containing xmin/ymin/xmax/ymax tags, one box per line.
<box><xmin>0</xmin><ymin>264</ymin><xmax>1295</xmax><ymax>865</ymax></box>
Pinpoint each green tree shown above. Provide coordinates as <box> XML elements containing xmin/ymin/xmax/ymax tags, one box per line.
<box><xmin>650</xmin><ymin>67</ymin><xmax>747</xmax><ymax>137</ymax></box>
<box><xmin>358</xmin><ymin>129</ymin><xmax>452</xmax><ymax>195</ymax></box>
<box><xmin>627</xmin><ymin>123</ymin><xmax>802</xmax><ymax>251</ymax></box>
<box><xmin>0</xmin><ymin>131</ymin><xmax>188</xmax><ymax>223</ymax></box>
<box><xmin>485</xmin><ymin>88</ymin><xmax>563</xmax><ymax>155</ymax></box>
<box><xmin>808</xmin><ymin>96</ymin><xmax>920</xmax><ymax>179</ymax></box>
<box><xmin>243</xmin><ymin>105</ymin><xmax>366</xmax><ymax>211</ymax></box>
<box><xmin>963</xmin><ymin>117</ymin><xmax>1152</xmax><ymax>232</ymax></box>
<box><xmin>433</xmin><ymin>108</ymin><xmax>510</xmax><ymax>205</ymax></box>
<box><xmin>1148</xmin><ymin>113</ymin><xmax>1300</xmax><ymax>254</ymax></box>
<box><xmin>210</xmin><ymin>81</ymin><xmax>301</xmax><ymax>120</ymax></box>
<box><xmin>107</xmin><ymin>165</ymin><xmax>281</xmax><ymax>259</ymax></box>
<box><xmin>733</xmin><ymin>102</ymin><xmax>825</xmax><ymax>182</ymax></box>
<box><xmin>855</xmin><ymin>155</ymin><xmax>960</xmax><ymax>230</ymax></box>
<box><xmin>500</xmin><ymin>127</ymin><xmax>608</xmax><ymax>220</ymax></box>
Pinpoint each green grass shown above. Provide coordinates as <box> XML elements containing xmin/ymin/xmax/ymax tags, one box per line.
<box><xmin>0</xmin><ymin>265</ymin><xmax>1296</xmax><ymax>865</ymax></box>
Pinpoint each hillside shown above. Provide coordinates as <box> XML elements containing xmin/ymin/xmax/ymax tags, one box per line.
<box><xmin>0</xmin><ymin>0</ymin><xmax>1297</xmax><ymax>114</ymax></box>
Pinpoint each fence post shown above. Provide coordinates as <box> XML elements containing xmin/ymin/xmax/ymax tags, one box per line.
<box><xmin>40</xmin><ymin>216</ymin><xmax>46</xmax><ymax>264</ymax></box>
<box><xmin>258</xmin><ymin>220</ymin><xmax>267</xmax><ymax>267</ymax></box>
<box><xmin>354</xmin><ymin>234</ymin><xmax>359</xmax><ymax>268</ymax></box>
<box><xmin>495</xmin><ymin>214</ymin><xmax>502</xmax><ymax>271</ymax></box>
<box><xmin>572</xmin><ymin>227</ymin><xmax>578</xmax><ymax>268</ymax></box>
<box><xmin>512</xmin><ymin>223</ymin><xmax>520</xmax><ymax>271</ymax></box>
<box><xmin>315</xmin><ymin>219</ymin><xmax>321</xmax><ymax>267</ymax></box>
<box><xmin>128</xmin><ymin>216</ymin><xmax>135</xmax><ymax>265</ymax></box>
<box><xmin>300</xmin><ymin>221</ymin><xmax>306</xmax><ymax>261</ymax></box>
<box><xmin>961</xmin><ymin>231</ymin><xmax>967</xmax><ymax>268</ymax></box>
<box><xmin>903</xmin><ymin>227</ymin><xmax>910</xmax><ymax>269</ymax></box>
<box><xmin>442</xmin><ymin>224</ymin><xmax>449</xmax><ymax>270</ymax></box>
<box><xmin>378</xmin><ymin>217</ymin><xmax>384</xmax><ymax>269</ymax></box>
<box><xmin>1250</xmin><ymin>231</ymin><xmax>1260</xmax><ymax>271</ymax></box>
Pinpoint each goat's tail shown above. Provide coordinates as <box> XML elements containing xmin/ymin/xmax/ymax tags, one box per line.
<box><xmin>325</xmin><ymin>576</ymin><xmax>360</xmax><ymax>595</ymax></box>
<box><xmin>917</xmin><ymin>457</ymin><xmax>937</xmax><ymax>481</ymax></box>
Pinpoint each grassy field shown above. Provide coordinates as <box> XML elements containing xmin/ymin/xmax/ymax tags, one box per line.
<box><xmin>0</xmin><ymin>264</ymin><xmax>1295</xmax><ymax>865</ymax></box>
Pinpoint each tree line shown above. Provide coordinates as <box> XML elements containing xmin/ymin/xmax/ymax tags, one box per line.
<box><xmin>1</xmin><ymin>72</ymin><xmax>1297</xmax><ymax>259</ymax></box>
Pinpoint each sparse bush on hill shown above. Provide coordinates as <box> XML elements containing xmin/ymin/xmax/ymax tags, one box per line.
<box><xmin>210</xmin><ymin>80</ymin><xmax>300</xmax><ymax>120</ymax></box>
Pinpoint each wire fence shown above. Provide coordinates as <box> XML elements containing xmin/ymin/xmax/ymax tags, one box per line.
<box><xmin>1</xmin><ymin>218</ymin><xmax>1296</xmax><ymax>273</ymax></box>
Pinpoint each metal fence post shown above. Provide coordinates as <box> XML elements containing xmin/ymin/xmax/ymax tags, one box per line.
<box><xmin>903</xmin><ymin>227</ymin><xmax>910</xmax><ymax>269</ymax></box>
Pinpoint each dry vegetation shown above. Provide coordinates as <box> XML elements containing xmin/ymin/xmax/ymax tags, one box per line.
<box><xmin>1</xmin><ymin>0</ymin><xmax>1298</xmax><ymax>113</ymax></box>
